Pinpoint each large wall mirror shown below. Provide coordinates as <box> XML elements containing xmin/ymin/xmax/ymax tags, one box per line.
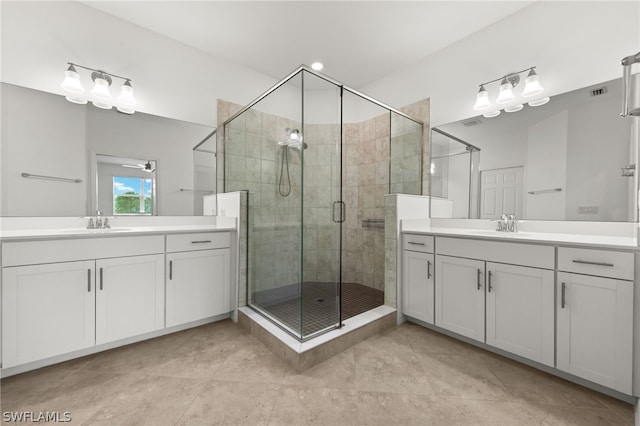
<box><xmin>431</xmin><ymin>76</ymin><xmax>640</xmax><ymax>222</ymax></box>
<box><xmin>1</xmin><ymin>83</ymin><xmax>216</xmax><ymax>217</ymax></box>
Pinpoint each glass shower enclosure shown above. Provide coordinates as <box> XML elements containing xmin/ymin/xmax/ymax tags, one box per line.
<box><xmin>223</xmin><ymin>66</ymin><xmax>423</xmax><ymax>340</ymax></box>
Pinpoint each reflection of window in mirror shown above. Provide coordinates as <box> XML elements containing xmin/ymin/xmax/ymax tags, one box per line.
<box><xmin>113</xmin><ymin>176</ymin><xmax>152</xmax><ymax>215</ymax></box>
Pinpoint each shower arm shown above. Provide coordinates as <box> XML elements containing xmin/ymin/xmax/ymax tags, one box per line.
<box><xmin>621</xmin><ymin>51</ymin><xmax>640</xmax><ymax>117</ymax></box>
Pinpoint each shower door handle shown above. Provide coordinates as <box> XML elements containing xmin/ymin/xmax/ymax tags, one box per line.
<box><xmin>333</xmin><ymin>201</ymin><xmax>345</xmax><ymax>223</ymax></box>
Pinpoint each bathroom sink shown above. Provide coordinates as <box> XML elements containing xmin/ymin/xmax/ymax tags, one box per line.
<box><xmin>56</xmin><ymin>228</ymin><xmax>132</xmax><ymax>234</ymax></box>
<box><xmin>467</xmin><ymin>229</ymin><xmax>532</xmax><ymax>237</ymax></box>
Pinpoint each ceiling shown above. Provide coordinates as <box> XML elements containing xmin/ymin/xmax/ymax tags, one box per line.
<box><xmin>82</xmin><ymin>1</ymin><xmax>534</xmax><ymax>88</ymax></box>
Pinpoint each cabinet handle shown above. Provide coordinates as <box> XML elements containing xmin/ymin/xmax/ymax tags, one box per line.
<box><xmin>572</xmin><ymin>259</ymin><xmax>614</xmax><ymax>267</ymax></box>
<box><xmin>488</xmin><ymin>271</ymin><xmax>493</xmax><ymax>293</ymax></box>
<box><xmin>169</xmin><ymin>260</ymin><xmax>173</xmax><ymax>280</ymax></box>
<box><xmin>191</xmin><ymin>240</ymin><xmax>212</xmax><ymax>244</ymax></box>
<box><xmin>427</xmin><ymin>261</ymin><xmax>432</xmax><ymax>279</ymax></box>
<box><xmin>87</xmin><ymin>269</ymin><xmax>91</xmax><ymax>292</ymax></box>
<box><xmin>99</xmin><ymin>267</ymin><xmax>103</xmax><ymax>290</ymax></box>
<box><xmin>408</xmin><ymin>242</ymin><xmax>425</xmax><ymax>246</ymax></box>
<box><xmin>477</xmin><ymin>268</ymin><xmax>481</xmax><ymax>290</ymax></box>
<box><xmin>561</xmin><ymin>282</ymin><xmax>566</xmax><ymax>309</ymax></box>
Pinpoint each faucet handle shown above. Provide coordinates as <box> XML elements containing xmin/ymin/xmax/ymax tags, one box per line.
<box><xmin>103</xmin><ymin>218</ymin><xmax>111</xmax><ymax>229</ymax></box>
<box><xmin>86</xmin><ymin>218</ymin><xmax>95</xmax><ymax>229</ymax></box>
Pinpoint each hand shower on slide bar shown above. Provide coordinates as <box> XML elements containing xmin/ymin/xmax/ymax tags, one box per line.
<box><xmin>621</xmin><ymin>51</ymin><xmax>640</xmax><ymax>117</ymax></box>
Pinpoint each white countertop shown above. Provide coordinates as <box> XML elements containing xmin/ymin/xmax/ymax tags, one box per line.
<box><xmin>0</xmin><ymin>224</ymin><xmax>236</xmax><ymax>242</ymax></box>
<box><xmin>401</xmin><ymin>223</ymin><xmax>639</xmax><ymax>250</ymax></box>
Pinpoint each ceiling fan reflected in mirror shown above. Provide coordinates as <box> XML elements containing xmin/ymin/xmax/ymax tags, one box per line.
<box><xmin>122</xmin><ymin>160</ymin><xmax>155</xmax><ymax>172</ymax></box>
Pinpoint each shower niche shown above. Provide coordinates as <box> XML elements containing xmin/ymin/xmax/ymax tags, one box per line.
<box><xmin>223</xmin><ymin>66</ymin><xmax>423</xmax><ymax>340</ymax></box>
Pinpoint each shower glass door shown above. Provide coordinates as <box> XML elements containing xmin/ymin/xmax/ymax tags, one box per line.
<box><xmin>300</xmin><ymin>70</ymin><xmax>343</xmax><ymax>339</ymax></box>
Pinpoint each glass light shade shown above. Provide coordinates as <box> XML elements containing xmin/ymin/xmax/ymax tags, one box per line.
<box><xmin>528</xmin><ymin>97</ymin><xmax>550</xmax><ymax>107</ymax></box>
<box><xmin>473</xmin><ymin>86</ymin><xmax>491</xmax><ymax>110</ymax></box>
<box><xmin>91</xmin><ymin>100</ymin><xmax>112</xmax><ymax>110</ymax></box>
<box><xmin>496</xmin><ymin>80</ymin><xmax>515</xmax><ymax>104</ymax></box>
<box><xmin>118</xmin><ymin>81</ymin><xmax>136</xmax><ymax>106</ymax></box>
<box><xmin>65</xmin><ymin>95</ymin><xmax>87</xmax><ymax>105</ymax></box>
<box><xmin>91</xmin><ymin>77</ymin><xmax>112</xmax><ymax>99</ymax></box>
<box><xmin>117</xmin><ymin>105</ymin><xmax>136</xmax><ymax>115</ymax></box>
<box><xmin>61</xmin><ymin>68</ymin><xmax>84</xmax><ymax>93</ymax></box>
<box><xmin>522</xmin><ymin>70</ymin><xmax>544</xmax><ymax>97</ymax></box>
<box><xmin>483</xmin><ymin>110</ymin><xmax>501</xmax><ymax>118</ymax></box>
<box><xmin>505</xmin><ymin>104</ymin><xmax>524</xmax><ymax>113</ymax></box>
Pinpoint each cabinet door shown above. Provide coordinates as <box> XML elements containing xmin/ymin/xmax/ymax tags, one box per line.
<box><xmin>435</xmin><ymin>255</ymin><xmax>485</xmax><ymax>342</ymax></box>
<box><xmin>166</xmin><ymin>248</ymin><xmax>231</xmax><ymax>327</ymax></box>
<box><xmin>486</xmin><ymin>263</ymin><xmax>554</xmax><ymax>366</ymax></box>
<box><xmin>557</xmin><ymin>272</ymin><xmax>633</xmax><ymax>394</ymax></box>
<box><xmin>402</xmin><ymin>250</ymin><xmax>434</xmax><ymax>324</ymax></box>
<box><xmin>2</xmin><ymin>260</ymin><xmax>95</xmax><ymax>368</ymax></box>
<box><xmin>95</xmin><ymin>254</ymin><xmax>165</xmax><ymax>345</ymax></box>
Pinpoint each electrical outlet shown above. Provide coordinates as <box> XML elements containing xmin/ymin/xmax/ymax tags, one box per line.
<box><xmin>578</xmin><ymin>206</ymin><xmax>599</xmax><ymax>214</ymax></box>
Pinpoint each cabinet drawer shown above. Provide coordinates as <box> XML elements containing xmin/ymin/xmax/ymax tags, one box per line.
<box><xmin>558</xmin><ymin>247</ymin><xmax>634</xmax><ymax>280</ymax></box>
<box><xmin>436</xmin><ymin>237</ymin><xmax>554</xmax><ymax>269</ymax></box>
<box><xmin>2</xmin><ymin>236</ymin><xmax>165</xmax><ymax>267</ymax></box>
<box><xmin>402</xmin><ymin>234</ymin><xmax>434</xmax><ymax>253</ymax></box>
<box><xmin>166</xmin><ymin>232</ymin><xmax>231</xmax><ymax>252</ymax></box>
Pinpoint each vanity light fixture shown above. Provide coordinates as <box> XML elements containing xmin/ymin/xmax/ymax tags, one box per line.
<box><xmin>473</xmin><ymin>66</ymin><xmax>547</xmax><ymax>117</ymax></box>
<box><xmin>60</xmin><ymin>62</ymin><xmax>136</xmax><ymax>114</ymax></box>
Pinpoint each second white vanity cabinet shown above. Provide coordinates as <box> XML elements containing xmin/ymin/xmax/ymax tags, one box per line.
<box><xmin>433</xmin><ymin>237</ymin><xmax>555</xmax><ymax>367</ymax></box>
<box><xmin>166</xmin><ymin>232</ymin><xmax>231</xmax><ymax>327</ymax></box>
<box><xmin>556</xmin><ymin>247</ymin><xmax>634</xmax><ymax>394</ymax></box>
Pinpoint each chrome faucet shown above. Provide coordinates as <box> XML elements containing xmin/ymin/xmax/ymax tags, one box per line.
<box><xmin>86</xmin><ymin>212</ymin><xmax>112</xmax><ymax>230</ymax></box>
<box><xmin>507</xmin><ymin>214</ymin><xmax>518</xmax><ymax>232</ymax></box>
<box><xmin>496</xmin><ymin>214</ymin><xmax>508</xmax><ymax>231</ymax></box>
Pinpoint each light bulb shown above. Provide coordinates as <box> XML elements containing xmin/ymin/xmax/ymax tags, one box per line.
<box><xmin>91</xmin><ymin>100</ymin><xmax>112</xmax><ymax>110</ymax></box>
<box><xmin>496</xmin><ymin>77</ymin><xmax>515</xmax><ymax>104</ymax></box>
<box><xmin>522</xmin><ymin>69</ymin><xmax>544</xmax><ymax>97</ymax></box>
<box><xmin>528</xmin><ymin>97</ymin><xmax>550</xmax><ymax>107</ymax></box>
<box><xmin>91</xmin><ymin>75</ymin><xmax>112</xmax><ymax>99</ymax></box>
<box><xmin>473</xmin><ymin>85</ymin><xmax>491</xmax><ymax>110</ymax></box>
<box><xmin>118</xmin><ymin>80</ymin><xmax>136</xmax><ymax>106</ymax></box>
<box><xmin>505</xmin><ymin>104</ymin><xmax>524</xmax><ymax>113</ymax></box>
<box><xmin>60</xmin><ymin>65</ymin><xmax>84</xmax><ymax>93</ymax></box>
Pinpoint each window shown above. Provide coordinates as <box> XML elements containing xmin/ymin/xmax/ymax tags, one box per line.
<box><xmin>113</xmin><ymin>176</ymin><xmax>152</xmax><ymax>215</ymax></box>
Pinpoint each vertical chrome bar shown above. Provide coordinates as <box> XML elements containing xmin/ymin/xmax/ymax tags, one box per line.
<box><xmin>169</xmin><ymin>260</ymin><xmax>173</xmax><ymax>280</ymax></box>
<box><xmin>477</xmin><ymin>268</ymin><xmax>481</xmax><ymax>290</ymax></box>
<box><xmin>488</xmin><ymin>271</ymin><xmax>493</xmax><ymax>293</ymax></box>
<box><xmin>561</xmin><ymin>282</ymin><xmax>566</xmax><ymax>309</ymax></box>
<box><xmin>99</xmin><ymin>267</ymin><xmax>103</xmax><ymax>290</ymax></box>
<box><xmin>427</xmin><ymin>261</ymin><xmax>432</xmax><ymax>279</ymax></box>
<box><xmin>87</xmin><ymin>269</ymin><xmax>91</xmax><ymax>292</ymax></box>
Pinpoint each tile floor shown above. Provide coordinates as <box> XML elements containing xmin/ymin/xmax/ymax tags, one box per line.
<box><xmin>1</xmin><ymin>319</ymin><xmax>634</xmax><ymax>425</ymax></box>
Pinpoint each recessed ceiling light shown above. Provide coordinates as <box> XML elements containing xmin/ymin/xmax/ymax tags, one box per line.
<box><xmin>311</xmin><ymin>62</ymin><xmax>324</xmax><ymax>71</ymax></box>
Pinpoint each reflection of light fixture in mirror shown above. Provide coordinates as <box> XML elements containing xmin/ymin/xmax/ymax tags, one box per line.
<box><xmin>505</xmin><ymin>104</ymin><xmax>524</xmax><ymax>113</ymax></box>
<box><xmin>528</xmin><ymin>97</ymin><xmax>550</xmax><ymax>107</ymax></box>
<box><xmin>430</xmin><ymin>162</ymin><xmax>436</xmax><ymax>175</ymax></box>
<box><xmin>483</xmin><ymin>110</ymin><xmax>501</xmax><ymax>118</ymax></box>
<box><xmin>60</xmin><ymin>62</ymin><xmax>136</xmax><ymax>114</ymax></box>
<box><xmin>473</xmin><ymin>85</ymin><xmax>491</xmax><ymax>110</ymax></box>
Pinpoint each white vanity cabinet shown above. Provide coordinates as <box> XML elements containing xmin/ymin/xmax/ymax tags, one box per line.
<box><xmin>434</xmin><ymin>255</ymin><xmax>485</xmax><ymax>342</ymax></box>
<box><xmin>1</xmin><ymin>235</ymin><xmax>165</xmax><ymax>369</ymax></box>
<box><xmin>95</xmin><ymin>254</ymin><xmax>165</xmax><ymax>345</ymax></box>
<box><xmin>2</xmin><ymin>260</ymin><xmax>96</xmax><ymax>368</ymax></box>
<box><xmin>433</xmin><ymin>237</ymin><xmax>555</xmax><ymax>366</ymax></box>
<box><xmin>485</xmin><ymin>262</ymin><xmax>554</xmax><ymax>366</ymax></box>
<box><xmin>402</xmin><ymin>234</ymin><xmax>435</xmax><ymax>324</ymax></box>
<box><xmin>556</xmin><ymin>247</ymin><xmax>634</xmax><ymax>394</ymax></box>
<box><xmin>166</xmin><ymin>232</ymin><xmax>231</xmax><ymax>327</ymax></box>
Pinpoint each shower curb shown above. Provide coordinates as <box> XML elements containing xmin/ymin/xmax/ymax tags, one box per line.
<box><xmin>237</xmin><ymin>305</ymin><xmax>396</xmax><ymax>372</ymax></box>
